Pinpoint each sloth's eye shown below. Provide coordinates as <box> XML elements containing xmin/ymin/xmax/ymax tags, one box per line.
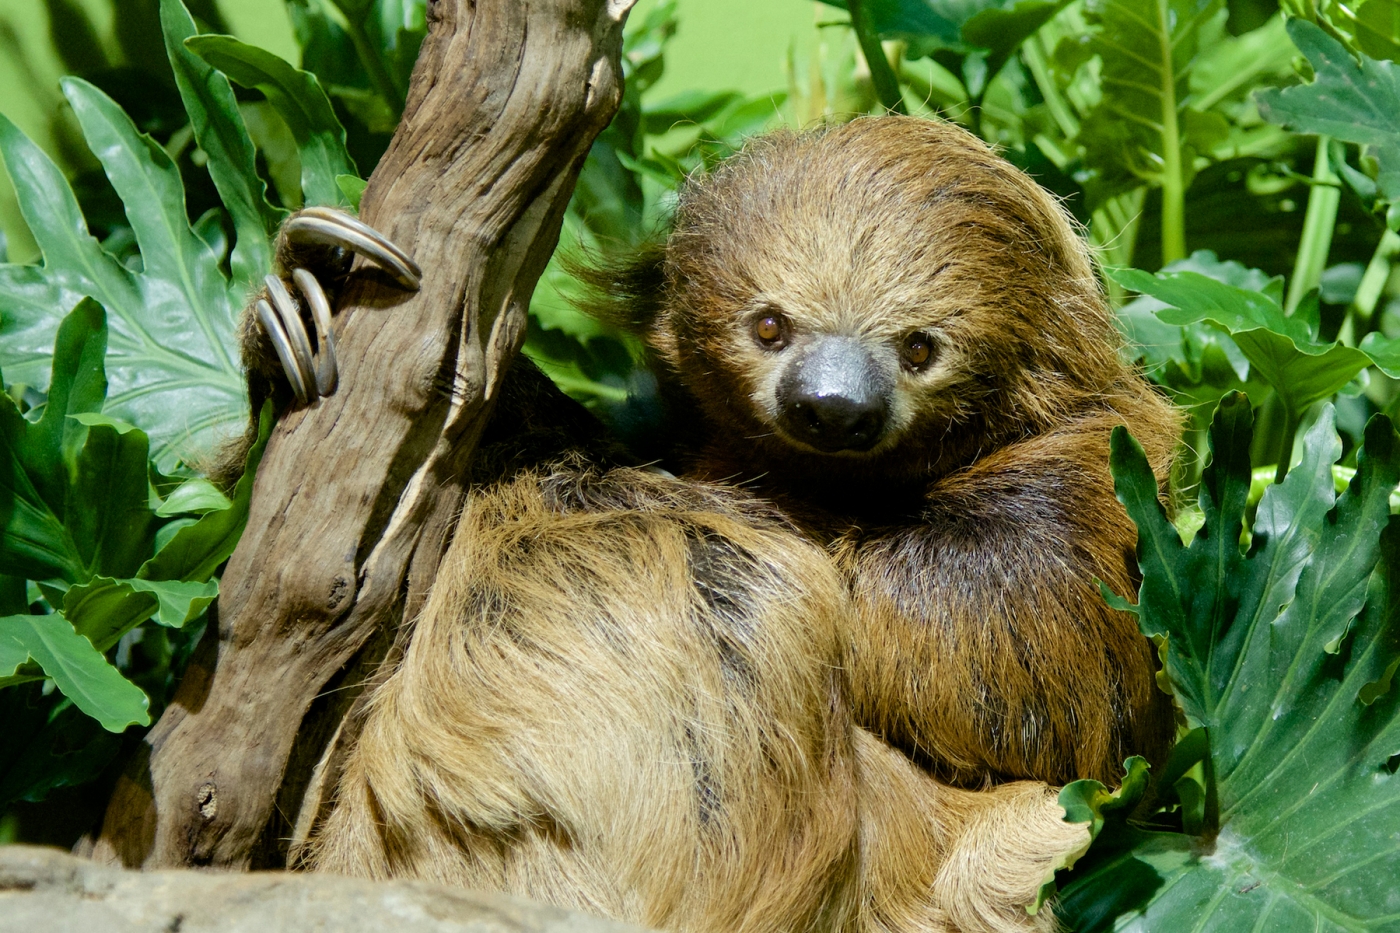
<box><xmin>901</xmin><ymin>332</ymin><xmax>935</xmax><ymax>370</ymax></box>
<box><xmin>753</xmin><ymin>313</ymin><xmax>788</xmax><ymax>348</ymax></box>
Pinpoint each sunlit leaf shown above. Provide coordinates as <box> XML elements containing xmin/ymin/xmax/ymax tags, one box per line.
<box><xmin>0</xmin><ymin>613</ymin><xmax>149</xmax><ymax>732</ymax></box>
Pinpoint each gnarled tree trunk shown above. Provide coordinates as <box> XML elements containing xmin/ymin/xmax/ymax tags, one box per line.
<box><xmin>91</xmin><ymin>0</ymin><xmax>634</xmax><ymax>870</ymax></box>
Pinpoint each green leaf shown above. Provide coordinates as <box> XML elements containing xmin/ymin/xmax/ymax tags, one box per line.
<box><xmin>1355</xmin><ymin>0</ymin><xmax>1400</xmax><ymax>63</ymax></box>
<box><xmin>0</xmin><ymin>385</ymin><xmax>83</xmax><ymax>585</ymax></box>
<box><xmin>160</xmin><ymin>0</ymin><xmax>283</xmax><ymax>294</ymax></box>
<box><xmin>139</xmin><ymin>401</ymin><xmax>272</xmax><ymax>583</ymax></box>
<box><xmin>1110</xmin><ymin>266</ymin><xmax>1374</xmax><ymax>417</ymax></box>
<box><xmin>336</xmin><ymin>174</ymin><xmax>367</xmax><ymax>213</ymax></box>
<box><xmin>23</xmin><ymin>298</ymin><xmax>107</xmax><ymax>516</ymax></box>
<box><xmin>0</xmin><ymin>614</ymin><xmax>149</xmax><ymax>732</ymax></box>
<box><xmin>68</xmin><ymin>419</ymin><xmax>158</xmax><ymax>581</ymax></box>
<box><xmin>62</xmin><ymin>575</ymin><xmax>216</xmax><ymax>651</ymax></box>
<box><xmin>1059</xmin><ymin>399</ymin><xmax>1400</xmax><ymax>929</ymax></box>
<box><xmin>962</xmin><ymin>0</ymin><xmax>1073</xmax><ymax>80</ymax></box>
<box><xmin>1256</xmin><ymin>19</ymin><xmax>1400</xmax><ymax>201</ymax></box>
<box><xmin>1076</xmin><ymin>0</ymin><xmax>1226</xmax><ymax>259</ymax></box>
<box><xmin>0</xmin><ymin>636</ymin><xmax>26</xmax><ymax>679</ymax></box>
<box><xmin>155</xmin><ymin>477</ymin><xmax>232</xmax><ymax>516</ymax></box>
<box><xmin>0</xmin><ymin>94</ymin><xmax>247</xmax><ymax>471</ymax></box>
<box><xmin>68</xmin><ymin>412</ymin><xmax>141</xmax><ymax>435</ymax></box>
<box><xmin>186</xmin><ymin>34</ymin><xmax>358</xmax><ymax>208</ymax></box>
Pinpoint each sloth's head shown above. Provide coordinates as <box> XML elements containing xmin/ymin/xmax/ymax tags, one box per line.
<box><xmin>590</xmin><ymin>117</ymin><xmax>1130</xmax><ymax>478</ymax></box>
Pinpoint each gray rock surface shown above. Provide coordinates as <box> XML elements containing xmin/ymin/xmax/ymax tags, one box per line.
<box><xmin>0</xmin><ymin>845</ymin><xmax>650</xmax><ymax>933</ymax></box>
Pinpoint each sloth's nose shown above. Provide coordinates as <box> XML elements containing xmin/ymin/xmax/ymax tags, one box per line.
<box><xmin>783</xmin><ymin>392</ymin><xmax>887</xmax><ymax>451</ymax></box>
<box><xmin>777</xmin><ymin>337</ymin><xmax>890</xmax><ymax>453</ymax></box>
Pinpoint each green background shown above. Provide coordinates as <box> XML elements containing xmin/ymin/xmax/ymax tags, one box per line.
<box><xmin>0</xmin><ymin>0</ymin><xmax>818</xmax><ymax>262</ymax></box>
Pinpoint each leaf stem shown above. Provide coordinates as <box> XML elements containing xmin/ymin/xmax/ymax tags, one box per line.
<box><xmin>1338</xmin><ymin>227</ymin><xmax>1400</xmax><ymax>344</ymax></box>
<box><xmin>1285</xmin><ymin>136</ymin><xmax>1340</xmax><ymax>315</ymax></box>
<box><xmin>1156</xmin><ymin>0</ymin><xmax>1187</xmax><ymax>265</ymax></box>
<box><xmin>1274</xmin><ymin>405</ymin><xmax>1300</xmax><ymax>485</ymax></box>
<box><xmin>848</xmin><ymin>0</ymin><xmax>907</xmax><ymax>115</ymax></box>
<box><xmin>1022</xmin><ymin>35</ymin><xmax>1079</xmax><ymax>139</ymax></box>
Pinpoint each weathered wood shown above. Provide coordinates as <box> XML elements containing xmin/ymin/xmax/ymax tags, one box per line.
<box><xmin>91</xmin><ymin>0</ymin><xmax>634</xmax><ymax>869</ymax></box>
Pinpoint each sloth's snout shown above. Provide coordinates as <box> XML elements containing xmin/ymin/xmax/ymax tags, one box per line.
<box><xmin>777</xmin><ymin>337</ymin><xmax>890</xmax><ymax>453</ymax></box>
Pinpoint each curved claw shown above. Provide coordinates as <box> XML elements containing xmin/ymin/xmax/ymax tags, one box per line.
<box><xmin>285</xmin><ymin>206</ymin><xmax>422</xmax><ymax>290</ymax></box>
<box><xmin>265</xmin><ymin>274</ymin><xmax>319</xmax><ymax>403</ymax></box>
<box><xmin>293</xmin><ymin>267</ymin><xmax>339</xmax><ymax>397</ymax></box>
<box><xmin>256</xmin><ymin>299</ymin><xmax>311</xmax><ymax>406</ymax></box>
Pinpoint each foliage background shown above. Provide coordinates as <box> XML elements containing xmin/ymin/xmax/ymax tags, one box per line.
<box><xmin>5</xmin><ymin>0</ymin><xmax>1400</xmax><ymax>929</ymax></box>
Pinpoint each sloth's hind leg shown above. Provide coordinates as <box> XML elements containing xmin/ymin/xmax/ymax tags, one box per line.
<box><xmin>309</xmin><ymin>467</ymin><xmax>861</xmax><ymax>933</ymax></box>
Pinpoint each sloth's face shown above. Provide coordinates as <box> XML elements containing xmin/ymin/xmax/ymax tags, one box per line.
<box><xmin>707</xmin><ymin>297</ymin><xmax>974</xmax><ymax>458</ymax></box>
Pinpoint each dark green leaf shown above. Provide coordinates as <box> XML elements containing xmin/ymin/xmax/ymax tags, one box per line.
<box><xmin>160</xmin><ymin>0</ymin><xmax>283</xmax><ymax>293</ymax></box>
<box><xmin>1111</xmin><ymin>266</ymin><xmax>1374</xmax><ymax>416</ymax></box>
<box><xmin>1256</xmin><ymin>19</ymin><xmax>1400</xmax><ymax>201</ymax></box>
<box><xmin>186</xmin><ymin>34</ymin><xmax>358</xmax><ymax>208</ymax></box>
<box><xmin>0</xmin><ymin>613</ymin><xmax>150</xmax><ymax>732</ymax></box>
<box><xmin>139</xmin><ymin>401</ymin><xmax>271</xmax><ymax>583</ymax></box>
<box><xmin>1061</xmin><ymin>400</ymin><xmax>1400</xmax><ymax>928</ymax></box>
<box><xmin>62</xmin><ymin>575</ymin><xmax>215</xmax><ymax>651</ymax></box>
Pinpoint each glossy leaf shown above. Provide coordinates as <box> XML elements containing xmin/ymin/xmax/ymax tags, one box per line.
<box><xmin>160</xmin><ymin>0</ymin><xmax>283</xmax><ymax>294</ymax></box>
<box><xmin>186</xmin><ymin>34</ymin><xmax>358</xmax><ymax>208</ymax></box>
<box><xmin>139</xmin><ymin>401</ymin><xmax>271</xmax><ymax>584</ymax></box>
<box><xmin>62</xmin><ymin>576</ymin><xmax>215</xmax><ymax>651</ymax></box>
<box><xmin>1058</xmin><ymin>398</ymin><xmax>1400</xmax><ymax>930</ymax></box>
<box><xmin>0</xmin><ymin>614</ymin><xmax>149</xmax><ymax>732</ymax></box>
<box><xmin>1256</xmin><ymin>19</ymin><xmax>1400</xmax><ymax>201</ymax></box>
<box><xmin>0</xmin><ymin>93</ymin><xmax>246</xmax><ymax>471</ymax></box>
<box><xmin>1111</xmin><ymin>266</ymin><xmax>1375</xmax><ymax>416</ymax></box>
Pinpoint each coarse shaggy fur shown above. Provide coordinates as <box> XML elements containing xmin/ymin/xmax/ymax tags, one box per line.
<box><xmin>297</xmin><ymin>116</ymin><xmax>1180</xmax><ymax>932</ymax></box>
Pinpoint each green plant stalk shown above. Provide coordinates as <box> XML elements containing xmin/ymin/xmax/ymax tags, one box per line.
<box><xmin>1274</xmin><ymin>404</ymin><xmax>1301</xmax><ymax>484</ymax></box>
<box><xmin>1156</xmin><ymin>0</ymin><xmax>1187</xmax><ymax>265</ymax></box>
<box><xmin>1339</xmin><ymin>227</ymin><xmax>1400</xmax><ymax>344</ymax></box>
<box><xmin>1022</xmin><ymin>34</ymin><xmax>1079</xmax><ymax>139</ymax></box>
<box><xmin>847</xmin><ymin>0</ymin><xmax>907</xmax><ymax>115</ymax></box>
<box><xmin>342</xmin><ymin>15</ymin><xmax>405</xmax><ymax>116</ymax></box>
<box><xmin>1284</xmin><ymin>136</ymin><xmax>1341</xmax><ymax>315</ymax></box>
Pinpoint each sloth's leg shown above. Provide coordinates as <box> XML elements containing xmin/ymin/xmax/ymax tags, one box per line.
<box><xmin>852</xmin><ymin>729</ymin><xmax>1086</xmax><ymax>933</ymax></box>
<box><xmin>241</xmin><ymin>206</ymin><xmax>421</xmax><ymax>408</ymax></box>
<box><xmin>307</xmin><ymin>467</ymin><xmax>861</xmax><ymax>933</ymax></box>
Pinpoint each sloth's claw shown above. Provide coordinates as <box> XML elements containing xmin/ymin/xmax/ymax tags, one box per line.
<box><xmin>293</xmin><ymin>268</ymin><xmax>339</xmax><ymax>397</ymax></box>
<box><xmin>265</xmin><ymin>274</ymin><xmax>319</xmax><ymax>399</ymax></box>
<box><xmin>256</xmin><ymin>298</ymin><xmax>311</xmax><ymax>407</ymax></box>
<box><xmin>253</xmin><ymin>207</ymin><xmax>418</xmax><ymax>406</ymax></box>
<box><xmin>284</xmin><ymin>206</ymin><xmax>422</xmax><ymax>290</ymax></box>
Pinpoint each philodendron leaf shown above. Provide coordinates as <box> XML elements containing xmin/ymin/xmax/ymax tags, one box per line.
<box><xmin>1057</xmin><ymin>395</ymin><xmax>1400</xmax><ymax>930</ymax></box>
<box><xmin>1076</xmin><ymin>0</ymin><xmax>1225</xmax><ymax>203</ymax></box>
<box><xmin>62</xmin><ymin>576</ymin><xmax>216</xmax><ymax>652</ymax></box>
<box><xmin>1110</xmin><ymin>266</ymin><xmax>1376</xmax><ymax>416</ymax></box>
<box><xmin>962</xmin><ymin>0</ymin><xmax>1073</xmax><ymax>80</ymax></box>
<box><xmin>186</xmin><ymin>34</ymin><xmax>359</xmax><ymax>208</ymax></box>
<box><xmin>1256</xmin><ymin>19</ymin><xmax>1400</xmax><ymax>201</ymax></box>
<box><xmin>140</xmin><ymin>401</ymin><xmax>272</xmax><ymax>583</ymax></box>
<box><xmin>160</xmin><ymin>0</ymin><xmax>283</xmax><ymax>295</ymax></box>
<box><xmin>0</xmin><ymin>98</ymin><xmax>246</xmax><ymax>471</ymax></box>
<box><xmin>0</xmin><ymin>614</ymin><xmax>149</xmax><ymax>732</ymax></box>
<box><xmin>155</xmin><ymin>478</ymin><xmax>232</xmax><ymax>517</ymax></box>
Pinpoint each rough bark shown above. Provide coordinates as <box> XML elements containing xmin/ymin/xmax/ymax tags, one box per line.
<box><xmin>90</xmin><ymin>0</ymin><xmax>634</xmax><ymax>869</ymax></box>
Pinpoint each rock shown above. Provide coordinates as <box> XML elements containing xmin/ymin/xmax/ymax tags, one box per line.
<box><xmin>0</xmin><ymin>845</ymin><xmax>650</xmax><ymax>933</ymax></box>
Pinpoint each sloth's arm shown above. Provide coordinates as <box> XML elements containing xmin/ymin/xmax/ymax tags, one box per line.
<box><xmin>214</xmin><ymin>208</ymin><xmax>420</xmax><ymax>482</ymax></box>
<box><xmin>836</xmin><ymin>411</ymin><xmax>1173</xmax><ymax>788</ymax></box>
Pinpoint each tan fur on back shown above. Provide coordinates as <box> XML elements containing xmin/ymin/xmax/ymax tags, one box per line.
<box><xmin>305</xmin><ymin>117</ymin><xmax>1173</xmax><ymax>933</ymax></box>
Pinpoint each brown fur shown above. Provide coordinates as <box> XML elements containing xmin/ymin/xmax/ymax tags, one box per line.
<box><xmin>585</xmin><ymin>117</ymin><xmax>1179</xmax><ymax>786</ymax></box>
<box><xmin>291</xmin><ymin>116</ymin><xmax>1178</xmax><ymax>931</ymax></box>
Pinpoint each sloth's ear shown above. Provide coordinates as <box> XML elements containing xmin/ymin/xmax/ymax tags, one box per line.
<box><xmin>565</xmin><ymin>240</ymin><xmax>668</xmax><ymax>336</ymax></box>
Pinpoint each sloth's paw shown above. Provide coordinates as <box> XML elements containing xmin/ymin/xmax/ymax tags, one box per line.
<box><xmin>251</xmin><ymin>206</ymin><xmax>421</xmax><ymax>406</ymax></box>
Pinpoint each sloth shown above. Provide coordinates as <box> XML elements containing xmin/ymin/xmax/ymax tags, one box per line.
<box><xmin>240</xmin><ymin>116</ymin><xmax>1179</xmax><ymax>932</ymax></box>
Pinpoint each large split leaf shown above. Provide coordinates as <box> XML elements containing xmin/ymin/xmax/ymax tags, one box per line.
<box><xmin>1056</xmin><ymin>395</ymin><xmax>1400</xmax><ymax>930</ymax></box>
<box><xmin>0</xmin><ymin>89</ymin><xmax>246</xmax><ymax>470</ymax></box>
<box><xmin>1109</xmin><ymin>265</ymin><xmax>1399</xmax><ymax>420</ymax></box>
<box><xmin>1075</xmin><ymin>0</ymin><xmax>1227</xmax><ymax>229</ymax></box>
<box><xmin>1256</xmin><ymin>19</ymin><xmax>1400</xmax><ymax>202</ymax></box>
